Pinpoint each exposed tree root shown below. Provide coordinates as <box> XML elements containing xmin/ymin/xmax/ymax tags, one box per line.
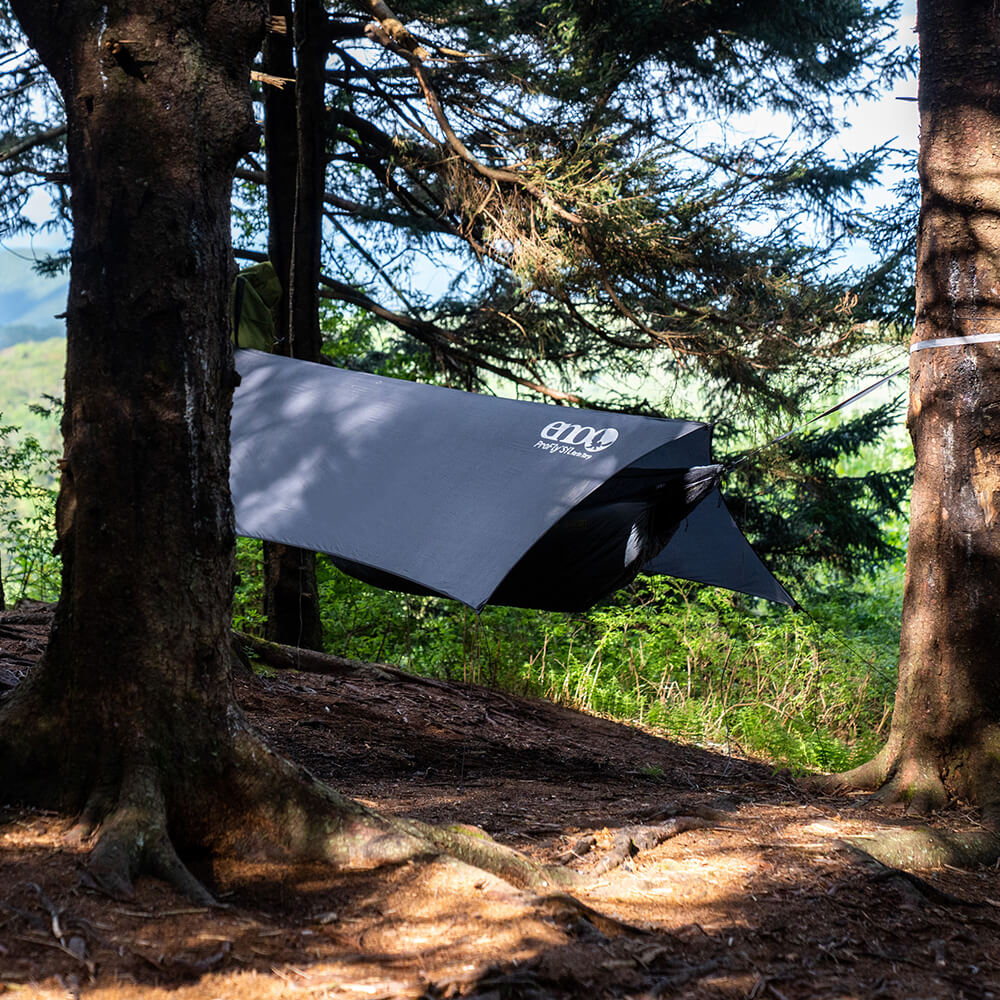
<box><xmin>835</xmin><ymin>839</ymin><xmax>996</xmax><ymax>906</ymax></box>
<box><xmin>839</xmin><ymin>828</ymin><xmax>1000</xmax><ymax>873</ymax></box>
<box><xmin>831</xmin><ymin>743</ymin><xmax>951</xmax><ymax>815</ymax></box>
<box><xmin>827</xmin><ymin>731</ymin><xmax>1000</xmax><ymax>834</ymax></box>
<box><xmin>568</xmin><ymin>818</ymin><xmax>721</xmax><ymax>875</ymax></box>
<box><xmin>825</xmin><ymin>745</ymin><xmax>890</xmax><ymax>794</ymax></box>
<box><xmin>815</xmin><ymin>739</ymin><xmax>1000</xmax><ymax>880</ymax></box>
<box><xmin>402</xmin><ymin>819</ymin><xmax>578</xmax><ymax>890</ymax></box>
<box><xmin>1</xmin><ymin>618</ymin><xmax>581</xmax><ymax>908</ymax></box>
<box><xmin>203</xmin><ymin>728</ymin><xmax>577</xmax><ymax>896</ymax></box>
<box><xmin>528</xmin><ymin>890</ymin><xmax>647</xmax><ymax>937</ymax></box>
<box><xmin>66</xmin><ymin>741</ymin><xmax>572</xmax><ymax>905</ymax></box>
<box><xmin>233</xmin><ymin>631</ymin><xmax>452</xmax><ymax>690</ymax></box>
<box><xmin>0</xmin><ymin>664</ymin><xmax>579</xmax><ymax>908</ymax></box>
<box><xmin>77</xmin><ymin>760</ymin><xmax>219</xmax><ymax>908</ymax></box>
<box><xmin>554</xmin><ymin>805</ymin><xmax>734</xmax><ymax>873</ymax></box>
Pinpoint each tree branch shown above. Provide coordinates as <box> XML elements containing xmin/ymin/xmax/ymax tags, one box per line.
<box><xmin>357</xmin><ymin>0</ymin><xmax>429</xmax><ymax>60</ymax></box>
<box><xmin>410</xmin><ymin>62</ymin><xmax>585</xmax><ymax>226</ymax></box>
<box><xmin>0</xmin><ymin>123</ymin><xmax>67</xmax><ymax>163</ymax></box>
<box><xmin>236</xmin><ymin>165</ymin><xmax>380</xmax><ymax>218</ymax></box>
<box><xmin>233</xmin><ymin>246</ymin><xmax>582</xmax><ymax>403</ymax></box>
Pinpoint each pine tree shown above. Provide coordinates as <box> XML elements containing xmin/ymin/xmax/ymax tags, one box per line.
<box><xmin>0</xmin><ymin>0</ymin><xmax>921</xmax><ymax>900</ymax></box>
<box><xmin>239</xmin><ymin>0</ymin><xmax>912</xmax><ymax>414</ymax></box>
<box><xmin>840</xmin><ymin>0</ymin><xmax>1000</xmax><ymax>823</ymax></box>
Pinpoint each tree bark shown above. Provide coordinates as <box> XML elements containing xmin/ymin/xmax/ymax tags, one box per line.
<box><xmin>0</xmin><ymin>0</ymin><xmax>566</xmax><ymax>903</ymax></box>
<box><xmin>0</xmin><ymin>0</ymin><xmax>264</xmax><ymax>898</ymax></box>
<box><xmin>261</xmin><ymin>0</ymin><xmax>324</xmax><ymax>651</ymax></box>
<box><xmin>839</xmin><ymin>0</ymin><xmax>1000</xmax><ymax>823</ymax></box>
<box><xmin>262</xmin><ymin>542</ymin><xmax>323</xmax><ymax>649</ymax></box>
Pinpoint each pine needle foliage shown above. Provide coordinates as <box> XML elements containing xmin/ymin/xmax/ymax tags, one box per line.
<box><xmin>0</xmin><ymin>0</ymin><xmax>917</xmax><ymax>415</ymax></box>
<box><xmin>249</xmin><ymin>0</ymin><xmax>914</xmax><ymax>415</ymax></box>
<box><xmin>724</xmin><ymin>398</ymin><xmax>912</xmax><ymax>579</ymax></box>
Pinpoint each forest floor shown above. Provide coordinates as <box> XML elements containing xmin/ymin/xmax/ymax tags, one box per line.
<box><xmin>2</xmin><ymin>606</ymin><xmax>1000</xmax><ymax>999</ymax></box>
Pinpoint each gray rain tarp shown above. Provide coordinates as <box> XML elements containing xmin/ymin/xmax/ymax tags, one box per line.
<box><xmin>230</xmin><ymin>349</ymin><xmax>794</xmax><ymax>611</ymax></box>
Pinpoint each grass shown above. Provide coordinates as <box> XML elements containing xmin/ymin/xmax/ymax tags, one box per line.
<box><xmin>8</xmin><ymin>465</ymin><xmax>901</xmax><ymax>774</ymax></box>
<box><xmin>233</xmin><ymin>541</ymin><xmax>901</xmax><ymax>773</ymax></box>
<box><xmin>1</xmin><ymin>331</ymin><xmax>904</xmax><ymax>773</ymax></box>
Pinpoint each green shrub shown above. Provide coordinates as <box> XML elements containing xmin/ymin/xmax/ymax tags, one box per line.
<box><xmin>0</xmin><ymin>415</ymin><xmax>60</xmax><ymax>604</ymax></box>
<box><xmin>233</xmin><ymin>537</ymin><xmax>267</xmax><ymax>635</ymax></box>
<box><xmin>299</xmin><ymin>555</ymin><xmax>901</xmax><ymax>772</ymax></box>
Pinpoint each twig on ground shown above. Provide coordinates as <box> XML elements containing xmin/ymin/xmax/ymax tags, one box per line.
<box><xmin>592</xmin><ymin>818</ymin><xmax>719</xmax><ymax>875</ymax></box>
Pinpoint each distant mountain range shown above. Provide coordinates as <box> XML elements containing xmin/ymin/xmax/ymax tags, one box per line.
<box><xmin>0</xmin><ymin>247</ymin><xmax>67</xmax><ymax>349</ymax></box>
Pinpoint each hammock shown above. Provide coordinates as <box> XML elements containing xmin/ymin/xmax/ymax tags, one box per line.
<box><xmin>230</xmin><ymin>349</ymin><xmax>793</xmax><ymax>611</ymax></box>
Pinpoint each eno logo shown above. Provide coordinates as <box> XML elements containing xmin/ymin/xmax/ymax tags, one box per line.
<box><xmin>540</xmin><ymin>421</ymin><xmax>620</xmax><ymax>453</ymax></box>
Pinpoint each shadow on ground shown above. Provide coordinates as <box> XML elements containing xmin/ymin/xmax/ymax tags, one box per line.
<box><xmin>2</xmin><ymin>608</ymin><xmax>999</xmax><ymax>998</ymax></box>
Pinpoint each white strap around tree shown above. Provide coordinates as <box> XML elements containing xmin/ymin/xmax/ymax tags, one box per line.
<box><xmin>911</xmin><ymin>332</ymin><xmax>1000</xmax><ymax>353</ymax></box>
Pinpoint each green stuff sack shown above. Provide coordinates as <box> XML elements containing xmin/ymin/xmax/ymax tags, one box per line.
<box><xmin>232</xmin><ymin>261</ymin><xmax>282</xmax><ymax>351</ymax></box>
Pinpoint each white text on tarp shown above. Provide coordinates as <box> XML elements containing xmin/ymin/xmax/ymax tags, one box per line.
<box><xmin>538</xmin><ymin>421</ymin><xmax>619</xmax><ymax>455</ymax></box>
<box><xmin>533</xmin><ymin>440</ymin><xmax>594</xmax><ymax>460</ymax></box>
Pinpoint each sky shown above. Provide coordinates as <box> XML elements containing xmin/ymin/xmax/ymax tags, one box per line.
<box><xmin>837</xmin><ymin>3</ymin><xmax>918</xmax><ymax>159</ymax></box>
<box><xmin>831</xmin><ymin>0</ymin><xmax>918</xmax><ymax>259</ymax></box>
<box><xmin>0</xmin><ymin>2</ymin><xmax>920</xmax><ymax>332</ymax></box>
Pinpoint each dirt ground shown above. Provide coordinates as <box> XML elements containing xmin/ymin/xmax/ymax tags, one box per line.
<box><xmin>2</xmin><ymin>606</ymin><xmax>1000</xmax><ymax>999</ymax></box>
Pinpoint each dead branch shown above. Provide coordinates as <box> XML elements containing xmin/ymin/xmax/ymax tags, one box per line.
<box><xmin>359</xmin><ymin>0</ymin><xmax>429</xmax><ymax>60</ymax></box>
<box><xmin>251</xmin><ymin>69</ymin><xmax>294</xmax><ymax>89</ymax></box>
<box><xmin>590</xmin><ymin>818</ymin><xmax>720</xmax><ymax>874</ymax></box>
<box><xmin>410</xmin><ymin>62</ymin><xmax>584</xmax><ymax>226</ymax></box>
<box><xmin>232</xmin><ymin>631</ymin><xmax>452</xmax><ymax>691</ymax></box>
<box><xmin>0</xmin><ymin>123</ymin><xmax>67</xmax><ymax>163</ymax></box>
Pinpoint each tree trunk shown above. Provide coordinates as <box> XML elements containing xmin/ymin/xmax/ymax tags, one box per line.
<box><xmin>262</xmin><ymin>542</ymin><xmax>323</xmax><ymax>648</ymax></box>
<box><xmin>261</xmin><ymin>0</ymin><xmax>324</xmax><ymax>651</ymax></box>
<box><xmin>0</xmin><ymin>0</ymin><xmax>262</xmax><ymax>898</ymax></box>
<box><xmin>839</xmin><ymin>0</ymin><xmax>1000</xmax><ymax>823</ymax></box>
<box><xmin>0</xmin><ymin>0</ymin><xmax>564</xmax><ymax>903</ymax></box>
<box><xmin>0</xmin><ymin>0</ymin><xmax>384</xmax><ymax>899</ymax></box>
<box><xmin>289</xmin><ymin>0</ymin><xmax>326</xmax><ymax>367</ymax></box>
<box><xmin>263</xmin><ymin>0</ymin><xmax>297</xmax><ymax>313</ymax></box>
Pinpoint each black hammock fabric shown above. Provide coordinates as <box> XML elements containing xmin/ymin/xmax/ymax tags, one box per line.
<box><xmin>230</xmin><ymin>350</ymin><xmax>794</xmax><ymax>611</ymax></box>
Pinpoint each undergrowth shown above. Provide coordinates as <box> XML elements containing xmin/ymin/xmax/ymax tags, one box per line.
<box><xmin>3</xmin><ymin>337</ymin><xmax>909</xmax><ymax>774</ymax></box>
<box><xmin>235</xmin><ymin>540</ymin><xmax>901</xmax><ymax>772</ymax></box>
<box><xmin>4</xmin><ymin>385</ymin><xmax>903</xmax><ymax>774</ymax></box>
<box><xmin>0</xmin><ymin>415</ymin><xmax>59</xmax><ymax>606</ymax></box>
<box><xmin>6</xmin><ymin>436</ymin><xmax>902</xmax><ymax>774</ymax></box>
